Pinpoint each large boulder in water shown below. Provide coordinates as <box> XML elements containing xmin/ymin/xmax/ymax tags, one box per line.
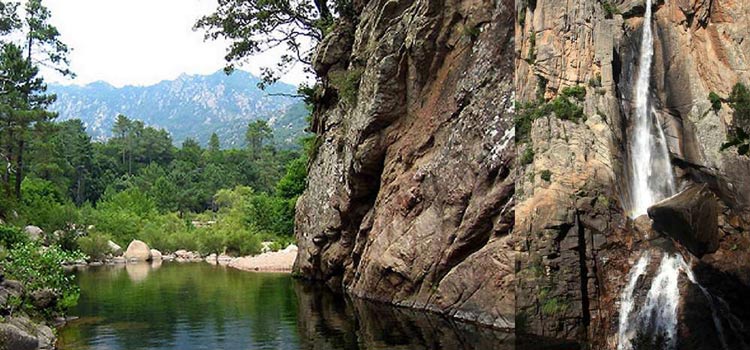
<box><xmin>123</xmin><ymin>240</ymin><xmax>152</xmax><ymax>261</ymax></box>
<box><xmin>648</xmin><ymin>184</ymin><xmax>719</xmax><ymax>257</ymax></box>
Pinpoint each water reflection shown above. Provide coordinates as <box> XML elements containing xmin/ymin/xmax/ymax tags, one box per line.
<box><xmin>295</xmin><ymin>282</ymin><xmax>513</xmax><ymax>350</ymax></box>
<box><xmin>58</xmin><ymin>263</ymin><xmax>512</xmax><ymax>350</ymax></box>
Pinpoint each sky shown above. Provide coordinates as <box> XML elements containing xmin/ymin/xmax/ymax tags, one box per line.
<box><xmin>41</xmin><ymin>0</ymin><xmax>309</xmax><ymax>87</ymax></box>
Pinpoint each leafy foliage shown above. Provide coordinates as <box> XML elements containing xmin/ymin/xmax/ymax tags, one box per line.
<box><xmin>515</xmin><ymin>90</ymin><xmax>585</xmax><ymax>143</ymax></box>
<box><xmin>708</xmin><ymin>91</ymin><xmax>722</xmax><ymax>111</ymax></box>
<box><xmin>561</xmin><ymin>85</ymin><xmax>586</xmax><ymax>101</ymax></box>
<box><xmin>520</xmin><ymin>145</ymin><xmax>535</xmax><ymax>166</ymax></box>
<box><xmin>194</xmin><ymin>0</ymin><xmax>352</xmax><ymax>88</ymax></box>
<box><xmin>3</xmin><ymin>241</ymin><xmax>83</xmax><ymax>314</ymax></box>
<box><xmin>721</xmin><ymin>83</ymin><xmax>750</xmax><ymax>156</ymax></box>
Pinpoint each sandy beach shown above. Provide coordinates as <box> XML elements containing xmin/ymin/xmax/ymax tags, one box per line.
<box><xmin>227</xmin><ymin>245</ymin><xmax>298</xmax><ymax>272</ymax></box>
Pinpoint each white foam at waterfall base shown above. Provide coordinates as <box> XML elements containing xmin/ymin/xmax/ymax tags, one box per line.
<box><xmin>617</xmin><ymin>253</ymin><xmax>651</xmax><ymax>350</ymax></box>
<box><xmin>638</xmin><ymin>255</ymin><xmax>683</xmax><ymax>349</ymax></box>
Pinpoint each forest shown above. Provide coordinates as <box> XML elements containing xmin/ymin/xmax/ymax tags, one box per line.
<box><xmin>3</xmin><ymin>114</ymin><xmax>309</xmax><ymax>257</ymax></box>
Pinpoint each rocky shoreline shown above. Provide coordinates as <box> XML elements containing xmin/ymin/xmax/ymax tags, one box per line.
<box><xmin>0</xmin><ymin>275</ymin><xmax>56</xmax><ymax>350</ymax></box>
<box><xmin>77</xmin><ymin>239</ymin><xmax>298</xmax><ymax>273</ymax></box>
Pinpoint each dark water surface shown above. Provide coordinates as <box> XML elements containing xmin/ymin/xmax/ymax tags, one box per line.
<box><xmin>58</xmin><ymin>262</ymin><xmax>512</xmax><ymax>350</ymax></box>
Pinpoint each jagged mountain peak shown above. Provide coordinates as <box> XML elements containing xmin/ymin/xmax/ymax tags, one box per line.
<box><xmin>47</xmin><ymin>70</ymin><xmax>307</xmax><ymax>148</ymax></box>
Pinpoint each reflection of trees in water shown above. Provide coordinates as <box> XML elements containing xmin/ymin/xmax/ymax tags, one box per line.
<box><xmin>294</xmin><ymin>282</ymin><xmax>514</xmax><ymax>350</ymax></box>
<box><xmin>63</xmin><ymin>265</ymin><xmax>512</xmax><ymax>350</ymax></box>
<box><xmin>64</xmin><ymin>264</ymin><xmax>299</xmax><ymax>350</ymax></box>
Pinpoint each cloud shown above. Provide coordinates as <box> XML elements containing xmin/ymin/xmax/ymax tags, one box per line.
<box><xmin>41</xmin><ymin>0</ymin><xmax>310</xmax><ymax>87</ymax></box>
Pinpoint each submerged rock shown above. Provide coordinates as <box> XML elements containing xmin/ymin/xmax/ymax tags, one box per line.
<box><xmin>123</xmin><ymin>240</ymin><xmax>152</xmax><ymax>261</ymax></box>
<box><xmin>648</xmin><ymin>185</ymin><xmax>719</xmax><ymax>258</ymax></box>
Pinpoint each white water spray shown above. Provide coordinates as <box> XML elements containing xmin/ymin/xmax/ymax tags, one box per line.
<box><xmin>629</xmin><ymin>0</ymin><xmax>675</xmax><ymax>218</ymax></box>
<box><xmin>617</xmin><ymin>253</ymin><xmax>651</xmax><ymax>350</ymax></box>
<box><xmin>638</xmin><ymin>255</ymin><xmax>684</xmax><ymax>349</ymax></box>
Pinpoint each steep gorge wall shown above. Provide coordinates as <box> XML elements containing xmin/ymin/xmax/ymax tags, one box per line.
<box><xmin>515</xmin><ymin>0</ymin><xmax>750</xmax><ymax>348</ymax></box>
<box><xmin>294</xmin><ymin>0</ymin><xmax>516</xmax><ymax>329</ymax></box>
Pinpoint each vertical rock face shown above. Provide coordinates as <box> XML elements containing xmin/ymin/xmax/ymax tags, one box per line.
<box><xmin>515</xmin><ymin>0</ymin><xmax>750</xmax><ymax>348</ymax></box>
<box><xmin>294</xmin><ymin>0</ymin><xmax>515</xmax><ymax>329</ymax></box>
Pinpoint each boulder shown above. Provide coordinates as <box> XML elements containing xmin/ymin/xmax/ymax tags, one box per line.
<box><xmin>150</xmin><ymin>249</ymin><xmax>162</xmax><ymax>261</ymax></box>
<box><xmin>108</xmin><ymin>240</ymin><xmax>123</xmax><ymax>255</ymax></box>
<box><xmin>23</xmin><ymin>225</ymin><xmax>43</xmax><ymax>241</ymax></box>
<box><xmin>30</xmin><ymin>288</ymin><xmax>57</xmax><ymax>309</ymax></box>
<box><xmin>648</xmin><ymin>184</ymin><xmax>719</xmax><ymax>258</ymax></box>
<box><xmin>123</xmin><ymin>240</ymin><xmax>152</xmax><ymax>261</ymax></box>
<box><xmin>0</xmin><ymin>323</ymin><xmax>37</xmax><ymax>350</ymax></box>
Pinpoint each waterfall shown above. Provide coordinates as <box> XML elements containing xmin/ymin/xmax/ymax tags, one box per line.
<box><xmin>618</xmin><ymin>1</ymin><xmax>684</xmax><ymax>348</ymax></box>
<box><xmin>638</xmin><ymin>255</ymin><xmax>683</xmax><ymax>349</ymax></box>
<box><xmin>617</xmin><ymin>253</ymin><xmax>651</xmax><ymax>350</ymax></box>
<box><xmin>629</xmin><ymin>0</ymin><xmax>675</xmax><ymax>218</ymax></box>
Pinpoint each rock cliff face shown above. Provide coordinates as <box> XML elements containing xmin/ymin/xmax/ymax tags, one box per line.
<box><xmin>515</xmin><ymin>0</ymin><xmax>750</xmax><ymax>348</ymax></box>
<box><xmin>294</xmin><ymin>0</ymin><xmax>515</xmax><ymax>329</ymax></box>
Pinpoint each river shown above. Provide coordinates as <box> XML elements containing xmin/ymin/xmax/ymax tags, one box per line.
<box><xmin>57</xmin><ymin>262</ymin><xmax>512</xmax><ymax>350</ymax></box>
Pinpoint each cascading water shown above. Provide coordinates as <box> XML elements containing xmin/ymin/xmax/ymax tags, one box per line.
<box><xmin>617</xmin><ymin>0</ymin><xmax>684</xmax><ymax>348</ymax></box>
<box><xmin>617</xmin><ymin>253</ymin><xmax>650</xmax><ymax>350</ymax></box>
<box><xmin>616</xmin><ymin>1</ymin><xmax>743</xmax><ymax>348</ymax></box>
<box><xmin>629</xmin><ymin>0</ymin><xmax>675</xmax><ymax>218</ymax></box>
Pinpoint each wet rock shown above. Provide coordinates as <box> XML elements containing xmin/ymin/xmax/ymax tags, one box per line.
<box><xmin>648</xmin><ymin>185</ymin><xmax>719</xmax><ymax>258</ymax></box>
<box><xmin>123</xmin><ymin>240</ymin><xmax>152</xmax><ymax>261</ymax></box>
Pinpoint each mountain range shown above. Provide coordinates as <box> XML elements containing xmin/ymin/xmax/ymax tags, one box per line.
<box><xmin>47</xmin><ymin>70</ymin><xmax>308</xmax><ymax>148</ymax></box>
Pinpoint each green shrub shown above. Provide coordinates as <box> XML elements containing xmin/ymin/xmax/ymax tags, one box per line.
<box><xmin>602</xmin><ymin>1</ymin><xmax>620</xmax><ymax>17</ymax></box>
<box><xmin>520</xmin><ymin>146</ymin><xmax>535</xmax><ymax>166</ymax></box>
<box><xmin>540</xmin><ymin>170</ymin><xmax>552</xmax><ymax>182</ymax></box>
<box><xmin>721</xmin><ymin>83</ymin><xmax>750</xmax><ymax>156</ymax></box>
<box><xmin>0</xmin><ymin>225</ymin><xmax>28</xmax><ymax>249</ymax></box>
<box><xmin>197</xmin><ymin>227</ymin><xmax>226</xmax><ymax>255</ymax></box>
<box><xmin>561</xmin><ymin>85</ymin><xmax>586</xmax><ymax>101</ymax></box>
<box><xmin>77</xmin><ymin>233</ymin><xmax>112</xmax><ymax>261</ymax></box>
<box><xmin>3</xmin><ymin>242</ymin><xmax>84</xmax><ymax>315</ymax></box>
<box><xmin>549</xmin><ymin>96</ymin><xmax>585</xmax><ymax>122</ymax></box>
<box><xmin>17</xmin><ymin>177</ymin><xmax>80</xmax><ymax>233</ymax></box>
<box><xmin>708</xmin><ymin>91</ymin><xmax>722</xmax><ymax>111</ymax></box>
<box><xmin>225</xmin><ymin>229</ymin><xmax>261</xmax><ymax>256</ymax></box>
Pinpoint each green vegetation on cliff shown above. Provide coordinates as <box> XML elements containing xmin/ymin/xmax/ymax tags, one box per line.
<box><xmin>721</xmin><ymin>83</ymin><xmax>750</xmax><ymax>156</ymax></box>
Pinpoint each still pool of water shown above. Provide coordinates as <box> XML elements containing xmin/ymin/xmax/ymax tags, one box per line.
<box><xmin>57</xmin><ymin>262</ymin><xmax>512</xmax><ymax>350</ymax></box>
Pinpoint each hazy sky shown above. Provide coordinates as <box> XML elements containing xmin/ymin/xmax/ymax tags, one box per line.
<box><xmin>42</xmin><ymin>0</ymin><xmax>308</xmax><ymax>87</ymax></box>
